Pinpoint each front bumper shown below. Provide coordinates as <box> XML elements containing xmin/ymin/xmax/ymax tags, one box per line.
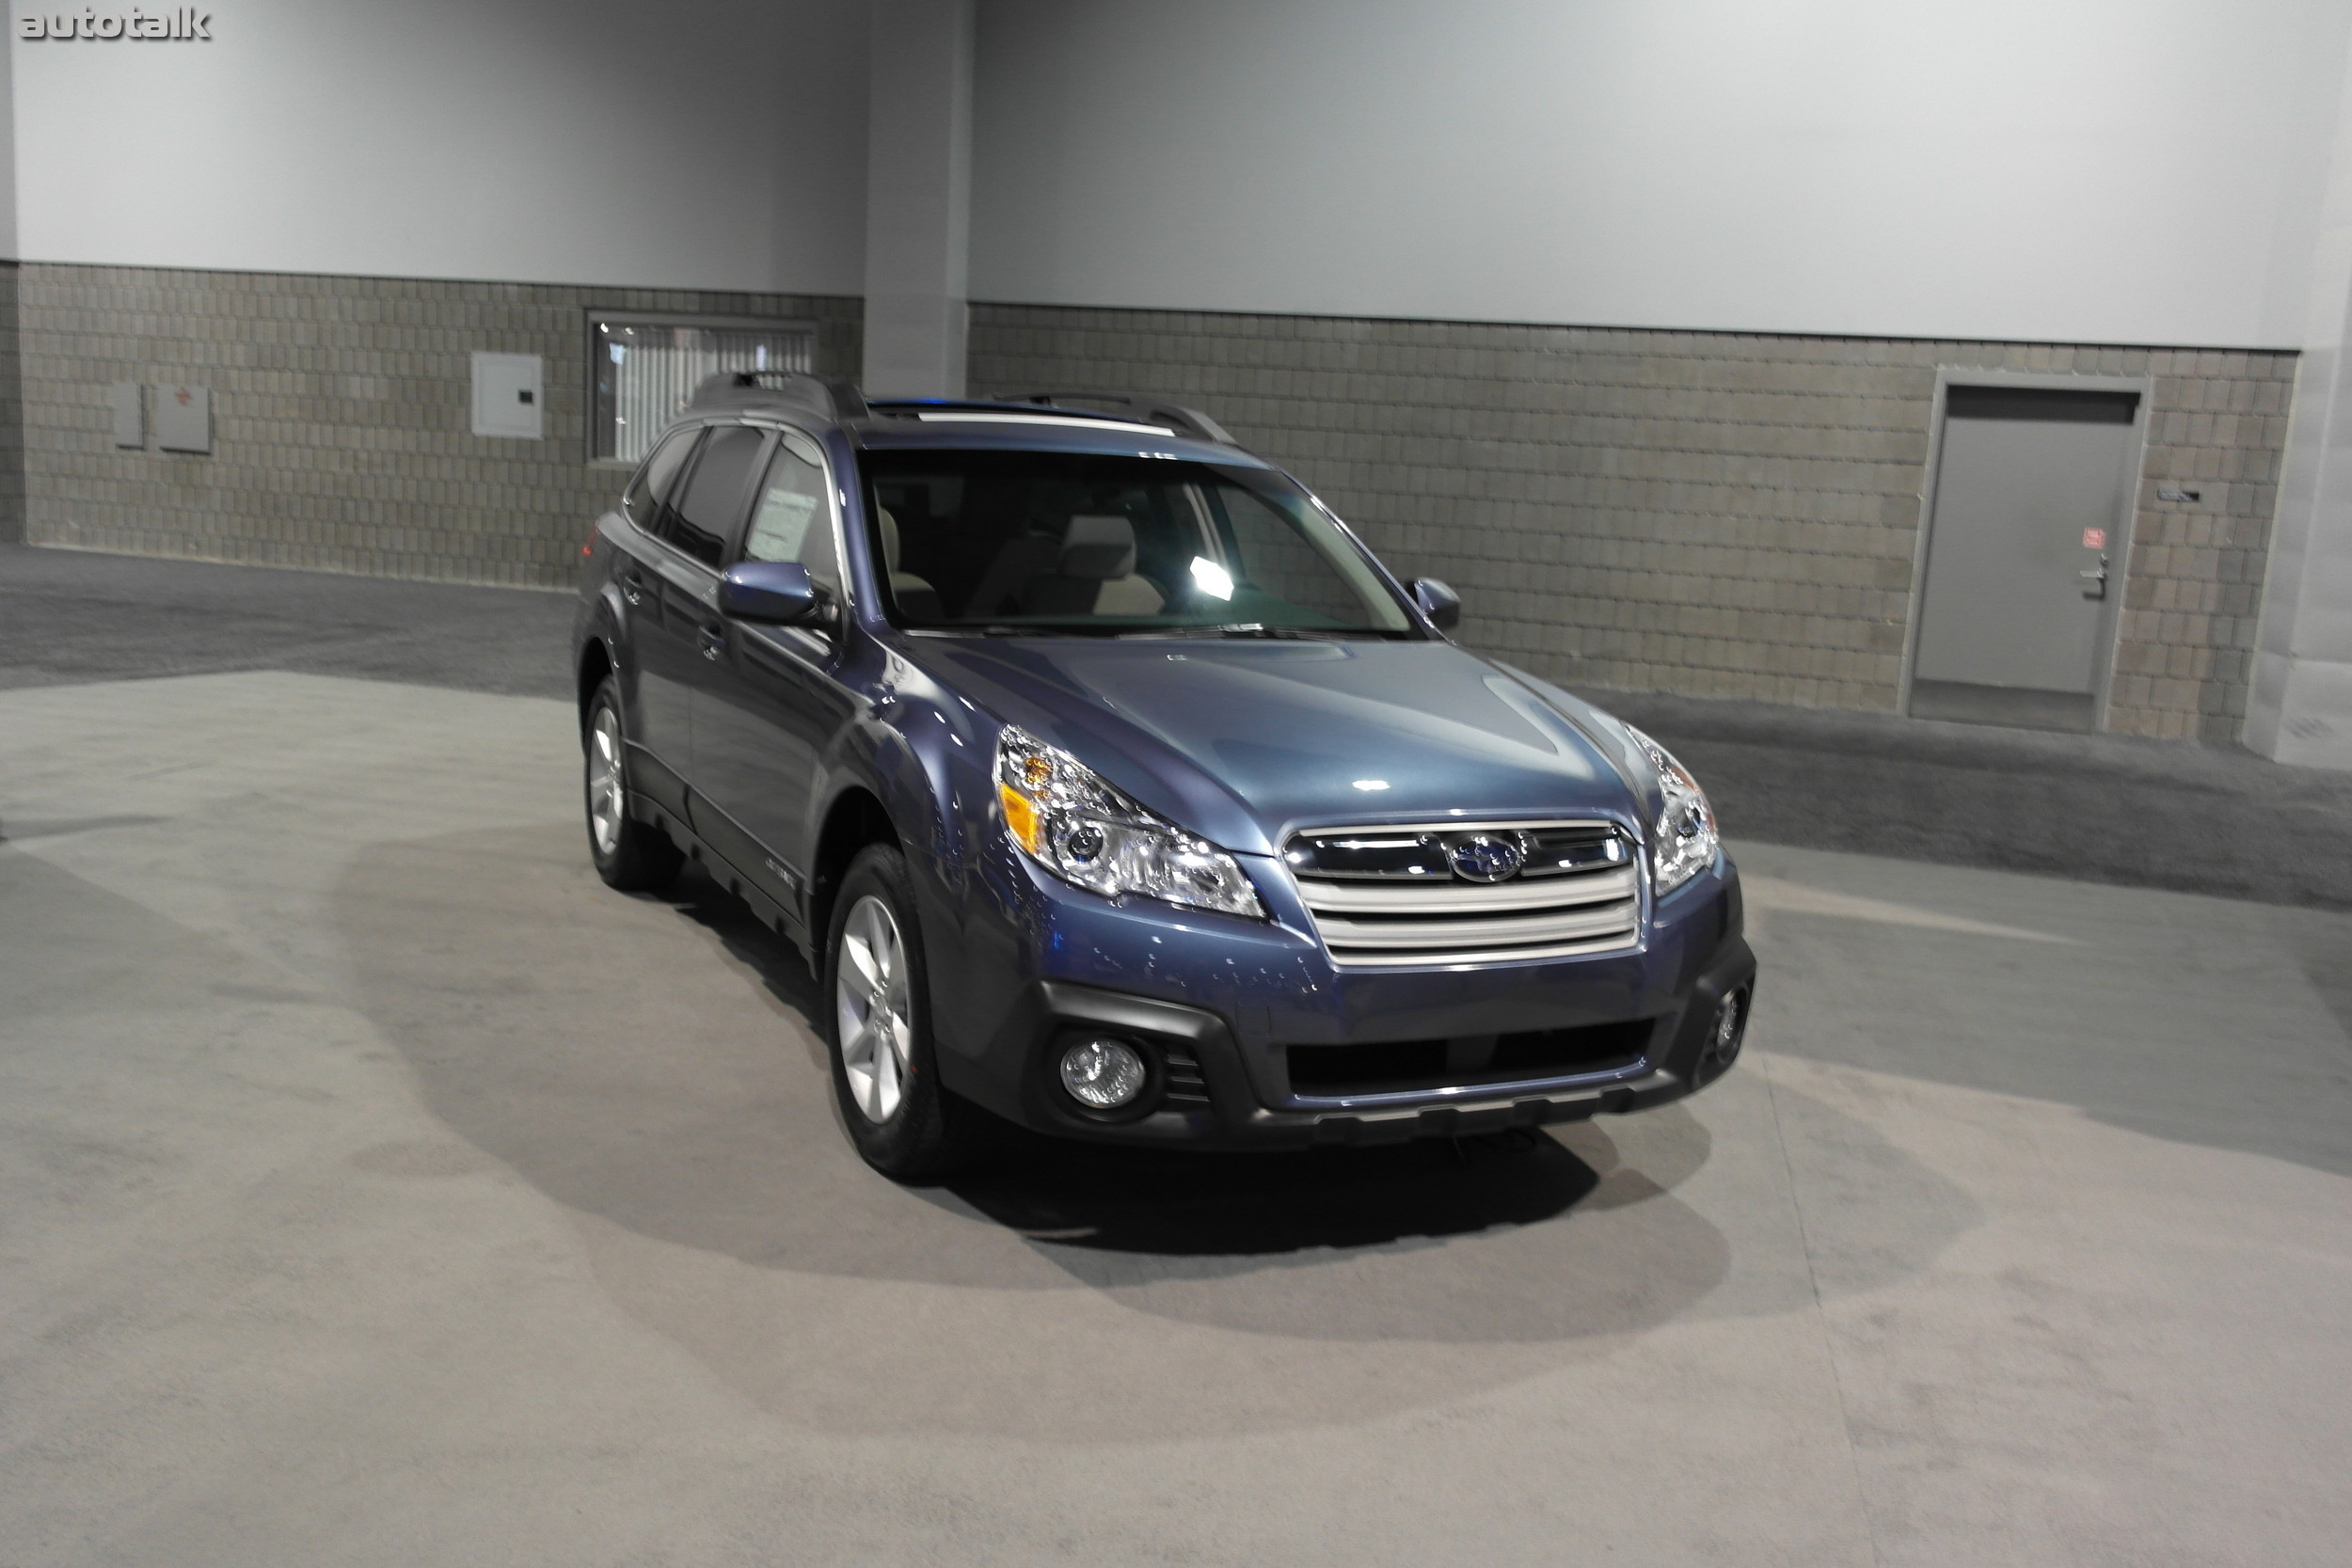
<box><xmin>930</xmin><ymin>851</ymin><xmax>1755</xmax><ymax>1149</ymax></box>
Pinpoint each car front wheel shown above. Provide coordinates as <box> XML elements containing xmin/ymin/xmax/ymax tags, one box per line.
<box><xmin>823</xmin><ymin>844</ymin><xmax>966</xmax><ymax>1180</ymax></box>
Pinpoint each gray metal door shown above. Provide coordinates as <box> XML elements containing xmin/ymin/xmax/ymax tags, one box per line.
<box><xmin>1911</xmin><ymin>386</ymin><xmax>2138</xmax><ymax>731</ymax></box>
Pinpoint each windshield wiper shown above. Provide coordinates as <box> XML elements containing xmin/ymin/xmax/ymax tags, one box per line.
<box><xmin>967</xmin><ymin>623</ymin><xmax>1122</xmax><ymax>638</ymax></box>
<box><xmin>1121</xmin><ymin>623</ymin><xmax>1256</xmax><ymax>639</ymax></box>
<box><xmin>1205</xmin><ymin>624</ymin><xmax>1375</xmax><ymax>641</ymax></box>
<box><xmin>1107</xmin><ymin>623</ymin><xmax>1393</xmax><ymax>641</ymax></box>
<box><xmin>948</xmin><ymin>621</ymin><xmax>1394</xmax><ymax>641</ymax></box>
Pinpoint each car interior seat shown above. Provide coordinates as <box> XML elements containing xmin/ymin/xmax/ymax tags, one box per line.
<box><xmin>960</xmin><ymin>531</ymin><xmax>1059</xmax><ymax>621</ymax></box>
<box><xmin>1016</xmin><ymin>515</ymin><xmax>1166</xmax><ymax>617</ymax></box>
<box><xmin>877</xmin><ymin>509</ymin><xmax>944</xmax><ymax>620</ymax></box>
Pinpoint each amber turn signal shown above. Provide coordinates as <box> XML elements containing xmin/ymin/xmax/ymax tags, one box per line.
<box><xmin>999</xmin><ymin>783</ymin><xmax>1041</xmax><ymax>852</ymax></box>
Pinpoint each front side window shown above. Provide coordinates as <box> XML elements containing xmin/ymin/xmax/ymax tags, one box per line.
<box><xmin>741</xmin><ymin>429</ymin><xmax>839</xmax><ymax>594</ymax></box>
<box><xmin>859</xmin><ymin>451</ymin><xmax>1415</xmax><ymax>637</ymax></box>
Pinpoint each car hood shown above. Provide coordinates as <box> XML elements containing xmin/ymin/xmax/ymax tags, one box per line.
<box><xmin>906</xmin><ymin>636</ymin><xmax>1646</xmax><ymax>857</ymax></box>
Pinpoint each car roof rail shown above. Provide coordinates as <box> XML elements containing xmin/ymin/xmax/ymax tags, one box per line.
<box><xmin>993</xmin><ymin>389</ymin><xmax>1237</xmax><ymax>447</ymax></box>
<box><xmin>688</xmin><ymin>370</ymin><xmax>868</xmax><ymax>424</ymax></box>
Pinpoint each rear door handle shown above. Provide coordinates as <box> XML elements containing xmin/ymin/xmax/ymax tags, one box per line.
<box><xmin>618</xmin><ymin>572</ymin><xmax>645</xmax><ymax>607</ymax></box>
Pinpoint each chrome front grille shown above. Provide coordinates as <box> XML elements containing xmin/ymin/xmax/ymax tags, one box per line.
<box><xmin>1284</xmin><ymin>819</ymin><xmax>1642</xmax><ymax>968</ymax></box>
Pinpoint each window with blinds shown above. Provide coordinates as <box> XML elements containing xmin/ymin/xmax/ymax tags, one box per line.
<box><xmin>590</xmin><ymin>314</ymin><xmax>818</xmax><ymax>464</ymax></box>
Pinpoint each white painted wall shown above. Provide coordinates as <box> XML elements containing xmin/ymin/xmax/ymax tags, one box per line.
<box><xmin>9</xmin><ymin>0</ymin><xmax>868</xmax><ymax>293</ymax></box>
<box><xmin>19</xmin><ymin>0</ymin><xmax>2352</xmax><ymax>342</ymax></box>
<box><xmin>973</xmin><ymin>0</ymin><xmax>2352</xmax><ymax>348</ymax></box>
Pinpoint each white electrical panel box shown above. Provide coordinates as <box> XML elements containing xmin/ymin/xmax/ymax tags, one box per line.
<box><xmin>154</xmin><ymin>384</ymin><xmax>214</xmax><ymax>453</ymax></box>
<box><xmin>109</xmin><ymin>382</ymin><xmax>146</xmax><ymax>449</ymax></box>
<box><xmin>470</xmin><ymin>352</ymin><xmax>545</xmax><ymax>439</ymax></box>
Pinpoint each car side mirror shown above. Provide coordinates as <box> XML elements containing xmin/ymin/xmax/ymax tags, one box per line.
<box><xmin>1411</xmin><ymin>577</ymin><xmax>1461</xmax><ymax>632</ymax></box>
<box><xmin>720</xmin><ymin>561</ymin><xmax>823</xmax><ymax>625</ymax></box>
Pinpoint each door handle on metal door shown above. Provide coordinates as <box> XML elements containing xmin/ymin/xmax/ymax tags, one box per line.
<box><xmin>618</xmin><ymin>572</ymin><xmax>644</xmax><ymax>607</ymax></box>
<box><xmin>698</xmin><ymin>625</ymin><xmax>724</xmax><ymax>661</ymax></box>
<box><xmin>2078</xmin><ymin>555</ymin><xmax>2109</xmax><ymax>600</ymax></box>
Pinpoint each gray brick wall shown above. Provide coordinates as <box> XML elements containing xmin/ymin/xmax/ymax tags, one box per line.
<box><xmin>18</xmin><ymin>263</ymin><xmax>862</xmax><ymax>588</ymax></box>
<box><xmin>0</xmin><ymin>262</ymin><xmax>24</xmax><ymax>546</ymax></box>
<box><xmin>2121</xmin><ymin>358</ymin><xmax>2292</xmax><ymax>740</ymax></box>
<box><xmin>15</xmin><ymin>270</ymin><xmax>2291</xmax><ymax>742</ymax></box>
<box><xmin>970</xmin><ymin>305</ymin><xmax>2293</xmax><ymax>742</ymax></box>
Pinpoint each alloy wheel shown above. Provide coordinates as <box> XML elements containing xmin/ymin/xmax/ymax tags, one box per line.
<box><xmin>587</xmin><ymin>706</ymin><xmax>626</xmax><ymax>857</ymax></box>
<box><xmin>835</xmin><ymin>895</ymin><xmax>914</xmax><ymax>1123</ymax></box>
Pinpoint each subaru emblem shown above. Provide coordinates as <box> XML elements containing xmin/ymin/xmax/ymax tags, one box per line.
<box><xmin>1444</xmin><ymin>832</ymin><xmax>1525</xmax><ymax>883</ymax></box>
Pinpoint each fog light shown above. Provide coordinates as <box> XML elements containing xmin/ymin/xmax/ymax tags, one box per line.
<box><xmin>1059</xmin><ymin>1037</ymin><xmax>1147</xmax><ymax>1110</ymax></box>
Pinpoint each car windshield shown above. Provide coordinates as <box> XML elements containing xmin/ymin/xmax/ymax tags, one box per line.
<box><xmin>857</xmin><ymin>449</ymin><xmax>1419</xmax><ymax>637</ymax></box>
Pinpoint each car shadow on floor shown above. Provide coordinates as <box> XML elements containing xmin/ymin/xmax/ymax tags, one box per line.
<box><xmin>329</xmin><ymin>822</ymin><xmax>1982</xmax><ymax>1430</ymax></box>
<box><xmin>939</xmin><ymin>1131</ymin><xmax>1604</xmax><ymax>1257</ymax></box>
<box><xmin>653</xmin><ymin>861</ymin><xmax>1709</xmax><ymax>1259</ymax></box>
<box><xmin>336</xmin><ymin>827</ymin><xmax>1971</xmax><ymax>1275</ymax></box>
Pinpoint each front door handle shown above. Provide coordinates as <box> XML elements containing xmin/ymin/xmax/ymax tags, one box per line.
<box><xmin>697</xmin><ymin>624</ymin><xmax>725</xmax><ymax>661</ymax></box>
<box><xmin>2078</xmin><ymin>555</ymin><xmax>2109</xmax><ymax>600</ymax></box>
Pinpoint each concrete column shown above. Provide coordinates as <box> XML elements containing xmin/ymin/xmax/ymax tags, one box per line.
<box><xmin>860</xmin><ymin>0</ymin><xmax>974</xmax><ymax>400</ymax></box>
<box><xmin>0</xmin><ymin>19</ymin><xmax>16</xmax><ymax>262</ymax></box>
<box><xmin>2251</xmin><ymin>31</ymin><xmax>2352</xmax><ymax>769</ymax></box>
<box><xmin>0</xmin><ymin>21</ymin><xmax>23</xmax><ymax>546</ymax></box>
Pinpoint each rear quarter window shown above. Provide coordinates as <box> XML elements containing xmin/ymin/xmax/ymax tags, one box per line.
<box><xmin>664</xmin><ymin>424</ymin><xmax>768</xmax><ymax>568</ymax></box>
<box><xmin>622</xmin><ymin>428</ymin><xmax>699</xmax><ymax>532</ymax></box>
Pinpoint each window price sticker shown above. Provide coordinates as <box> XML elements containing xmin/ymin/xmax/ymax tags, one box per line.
<box><xmin>2082</xmin><ymin>528</ymin><xmax>2106</xmax><ymax>550</ymax></box>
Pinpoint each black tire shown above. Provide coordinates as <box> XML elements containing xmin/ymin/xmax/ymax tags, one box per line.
<box><xmin>582</xmin><ymin>677</ymin><xmax>684</xmax><ymax>892</ymax></box>
<box><xmin>822</xmin><ymin>844</ymin><xmax>967</xmax><ymax>1180</ymax></box>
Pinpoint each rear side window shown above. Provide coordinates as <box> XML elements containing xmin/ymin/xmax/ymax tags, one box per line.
<box><xmin>662</xmin><ymin>423</ymin><xmax>769</xmax><ymax>568</ymax></box>
<box><xmin>623</xmin><ymin>428</ymin><xmax>698</xmax><ymax>532</ymax></box>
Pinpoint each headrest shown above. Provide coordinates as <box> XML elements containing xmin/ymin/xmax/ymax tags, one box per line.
<box><xmin>1059</xmin><ymin>514</ymin><xmax>1136</xmax><ymax>580</ymax></box>
<box><xmin>878</xmin><ymin>508</ymin><xmax>901</xmax><ymax>571</ymax></box>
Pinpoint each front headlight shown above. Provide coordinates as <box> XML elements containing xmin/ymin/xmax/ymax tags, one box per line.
<box><xmin>994</xmin><ymin>726</ymin><xmax>1265</xmax><ymax>918</ymax></box>
<box><xmin>1626</xmin><ymin>726</ymin><xmax>1719</xmax><ymax>895</ymax></box>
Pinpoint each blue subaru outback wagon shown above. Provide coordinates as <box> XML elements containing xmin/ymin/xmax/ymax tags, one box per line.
<box><xmin>574</xmin><ymin>373</ymin><xmax>1754</xmax><ymax>1179</ymax></box>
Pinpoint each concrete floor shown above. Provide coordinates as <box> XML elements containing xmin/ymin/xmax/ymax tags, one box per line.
<box><xmin>3</xmin><ymin>668</ymin><xmax>2348</xmax><ymax>1565</ymax></box>
<box><xmin>0</xmin><ymin>542</ymin><xmax>577</xmax><ymax>700</ymax></box>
